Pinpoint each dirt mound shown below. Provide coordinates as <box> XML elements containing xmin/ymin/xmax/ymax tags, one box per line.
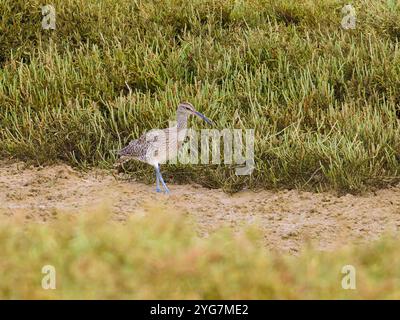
<box><xmin>1</xmin><ymin>161</ymin><xmax>399</xmax><ymax>253</ymax></box>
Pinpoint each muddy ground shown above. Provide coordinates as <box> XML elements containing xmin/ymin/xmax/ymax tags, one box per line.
<box><xmin>1</xmin><ymin>161</ymin><xmax>400</xmax><ymax>253</ymax></box>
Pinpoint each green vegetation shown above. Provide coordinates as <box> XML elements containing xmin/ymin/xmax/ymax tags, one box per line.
<box><xmin>0</xmin><ymin>205</ymin><xmax>398</xmax><ymax>299</ymax></box>
<box><xmin>1</xmin><ymin>0</ymin><xmax>400</xmax><ymax>192</ymax></box>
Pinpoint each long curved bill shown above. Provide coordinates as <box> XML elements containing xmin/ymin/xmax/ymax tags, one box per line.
<box><xmin>194</xmin><ymin>111</ymin><xmax>214</xmax><ymax>125</ymax></box>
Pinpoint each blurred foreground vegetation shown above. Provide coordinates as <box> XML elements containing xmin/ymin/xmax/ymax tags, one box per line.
<box><xmin>1</xmin><ymin>0</ymin><xmax>400</xmax><ymax>192</ymax></box>
<box><xmin>0</xmin><ymin>206</ymin><xmax>399</xmax><ymax>299</ymax></box>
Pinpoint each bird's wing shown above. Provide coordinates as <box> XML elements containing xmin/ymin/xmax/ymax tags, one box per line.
<box><xmin>118</xmin><ymin>136</ymin><xmax>145</xmax><ymax>158</ymax></box>
<box><xmin>117</xmin><ymin>129</ymin><xmax>162</xmax><ymax>158</ymax></box>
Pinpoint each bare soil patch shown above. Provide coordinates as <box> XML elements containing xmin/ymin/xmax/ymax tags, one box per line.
<box><xmin>1</xmin><ymin>161</ymin><xmax>399</xmax><ymax>253</ymax></box>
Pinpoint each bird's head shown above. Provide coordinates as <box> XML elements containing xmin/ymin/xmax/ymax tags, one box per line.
<box><xmin>177</xmin><ymin>101</ymin><xmax>213</xmax><ymax>125</ymax></box>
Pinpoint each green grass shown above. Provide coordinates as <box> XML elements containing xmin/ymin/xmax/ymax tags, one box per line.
<box><xmin>1</xmin><ymin>0</ymin><xmax>400</xmax><ymax>192</ymax></box>
<box><xmin>0</xmin><ymin>205</ymin><xmax>399</xmax><ymax>299</ymax></box>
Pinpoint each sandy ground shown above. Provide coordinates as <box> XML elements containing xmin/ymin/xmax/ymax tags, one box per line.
<box><xmin>1</xmin><ymin>161</ymin><xmax>400</xmax><ymax>253</ymax></box>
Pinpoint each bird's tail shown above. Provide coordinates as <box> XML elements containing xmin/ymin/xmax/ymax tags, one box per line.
<box><xmin>114</xmin><ymin>155</ymin><xmax>131</xmax><ymax>168</ymax></box>
<box><xmin>114</xmin><ymin>145</ymin><xmax>132</xmax><ymax>167</ymax></box>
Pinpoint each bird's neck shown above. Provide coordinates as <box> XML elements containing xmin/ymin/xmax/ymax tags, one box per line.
<box><xmin>177</xmin><ymin>112</ymin><xmax>188</xmax><ymax>130</ymax></box>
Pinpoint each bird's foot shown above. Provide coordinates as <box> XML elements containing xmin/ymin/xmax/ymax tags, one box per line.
<box><xmin>156</xmin><ymin>187</ymin><xmax>162</xmax><ymax>193</ymax></box>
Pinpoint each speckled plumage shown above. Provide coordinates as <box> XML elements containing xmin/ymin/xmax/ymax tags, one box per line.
<box><xmin>116</xmin><ymin>126</ymin><xmax>186</xmax><ymax>166</ymax></box>
<box><xmin>115</xmin><ymin>102</ymin><xmax>213</xmax><ymax>194</ymax></box>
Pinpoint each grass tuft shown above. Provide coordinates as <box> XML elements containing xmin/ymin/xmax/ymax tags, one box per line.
<box><xmin>1</xmin><ymin>0</ymin><xmax>400</xmax><ymax>192</ymax></box>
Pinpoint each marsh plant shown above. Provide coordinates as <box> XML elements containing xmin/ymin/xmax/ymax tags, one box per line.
<box><xmin>0</xmin><ymin>206</ymin><xmax>398</xmax><ymax>299</ymax></box>
<box><xmin>1</xmin><ymin>0</ymin><xmax>400</xmax><ymax>192</ymax></box>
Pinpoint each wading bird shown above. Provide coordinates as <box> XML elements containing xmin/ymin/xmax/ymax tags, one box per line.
<box><xmin>115</xmin><ymin>102</ymin><xmax>213</xmax><ymax>194</ymax></box>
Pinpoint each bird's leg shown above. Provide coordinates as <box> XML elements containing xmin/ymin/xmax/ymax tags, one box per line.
<box><xmin>156</xmin><ymin>165</ymin><xmax>170</xmax><ymax>194</ymax></box>
<box><xmin>155</xmin><ymin>166</ymin><xmax>161</xmax><ymax>193</ymax></box>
